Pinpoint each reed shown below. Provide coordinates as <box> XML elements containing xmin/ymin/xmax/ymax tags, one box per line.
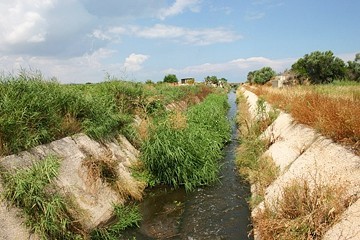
<box><xmin>141</xmin><ymin>93</ymin><xmax>231</xmax><ymax>191</ymax></box>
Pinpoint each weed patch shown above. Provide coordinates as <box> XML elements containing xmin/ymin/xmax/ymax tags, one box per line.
<box><xmin>1</xmin><ymin>155</ymin><xmax>81</xmax><ymax>239</ymax></box>
<box><xmin>90</xmin><ymin>204</ymin><xmax>141</xmax><ymax>240</ymax></box>
<box><xmin>236</xmin><ymin>89</ymin><xmax>279</xmax><ymax>207</ymax></box>
<box><xmin>254</xmin><ymin>179</ymin><xmax>353</xmax><ymax>240</ymax></box>
<box><xmin>0</xmin><ymin>71</ymin><xmax>213</xmax><ymax>156</ymax></box>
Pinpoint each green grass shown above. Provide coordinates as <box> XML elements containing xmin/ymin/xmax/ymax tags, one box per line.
<box><xmin>0</xmin><ymin>71</ymin><xmax>142</xmax><ymax>155</ymax></box>
<box><xmin>141</xmin><ymin>93</ymin><xmax>231</xmax><ymax>191</ymax></box>
<box><xmin>0</xmin><ymin>71</ymin><xmax>213</xmax><ymax>156</ymax></box>
<box><xmin>1</xmin><ymin>155</ymin><xmax>81</xmax><ymax>239</ymax></box>
<box><xmin>90</xmin><ymin>204</ymin><xmax>141</xmax><ymax>240</ymax></box>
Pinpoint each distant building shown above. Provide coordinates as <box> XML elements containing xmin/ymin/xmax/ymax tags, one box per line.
<box><xmin>272</xmin><ymin>75</ymin><xmax>286</xmax><ymax>88</ymax></box>
<box><xmin>180</xmin><ymin>78</ymin><xmax>195</xmax><ymax>85</ymax></box>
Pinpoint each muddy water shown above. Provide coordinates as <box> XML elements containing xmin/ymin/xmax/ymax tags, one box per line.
<box><xmin>121</xmin><ymin>91</ymin><xmax>253</xmax><ymax>240</ymax></box>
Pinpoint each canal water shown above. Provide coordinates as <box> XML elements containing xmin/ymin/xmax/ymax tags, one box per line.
<box><xmin>121</xmin><ymin>91</ymin><xmax>253</xmax><ymax>240</ymax></box>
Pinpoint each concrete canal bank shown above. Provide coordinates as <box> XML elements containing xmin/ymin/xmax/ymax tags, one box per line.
<box><xmin>241</xmin><ymin>87</ymin><xmax>360</xmax><ymax>240</ymax></box>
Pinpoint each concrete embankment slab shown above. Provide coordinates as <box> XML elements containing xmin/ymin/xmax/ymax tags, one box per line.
<box><xmin>263</xmin><ymin>136</ymin><xmax>360</xmax><ymax>204</ymax></box>
<box><xmin>0</xmin><ymin>133</ymin><xmax>144</xmax><ymax>232</ymax></box>
<box><xmin>323</xmin><ymin>198</ymin><xmax>360</xmax><ymax>240</ymax></box>
<box><xmin>241</xmin><ymin>87</ymin><xmax>360</xmax><ymax>240</ymax></box>
<box><xmin>261</xmin><ymin>112</ymin><xmax>319</xmax><ymax>172</ymax></box>
<box><xmin>0</xmin><ymin>181</ymin><xmax>39</xmax><ymax>240</ymax></box>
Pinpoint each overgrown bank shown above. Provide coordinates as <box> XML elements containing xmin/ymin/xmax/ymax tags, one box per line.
<box><xmin>236</xmin><ymin>87</ymin><xmax>360</xmax><ymax>239</ymax></box>
<box><xmin>0</xmin><ymin>72</ymin><xmax>232</xmax><ymax>239</ymax></box>
<box><xmin>0</xmin><ymin>71</ymin><xmax>212</xmax><ymax>156</ymax></box>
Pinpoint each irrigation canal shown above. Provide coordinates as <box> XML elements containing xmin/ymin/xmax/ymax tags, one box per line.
<box><xmin>121</xmin><ymin>91</ymin><xmax>253</xmax><ymax>239</ymax></box>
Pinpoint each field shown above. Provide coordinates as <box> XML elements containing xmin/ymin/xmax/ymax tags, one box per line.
<box><xmin>245</xmin><ymin>81</ymin><xmax>360</xmax><ymax>155</ymax></box>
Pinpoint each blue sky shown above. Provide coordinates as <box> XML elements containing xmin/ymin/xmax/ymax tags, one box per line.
<box><xmin>0</xmin><ymin>0</ymin><xmax>359</xmax><ymax>83</ymax></box>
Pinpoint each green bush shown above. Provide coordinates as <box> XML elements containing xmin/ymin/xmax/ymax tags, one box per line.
<box><xmin>163</xmin><ymin>74</ymin><xmax>178</xmax><ymax>83</ymax></box>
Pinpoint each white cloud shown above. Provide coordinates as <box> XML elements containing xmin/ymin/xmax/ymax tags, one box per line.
<box><xmin>0</xmin><ymin>48</ymin><xmax>120</xmax><ymax>83</ymax></box>
<box><xmin>93</xmin><ymin>24</ymin><xmax>241</xmax><ymax>46</ymax></box>
<box><xmin>0</xmin><ymin>0</ymin><xmax>55</xmax><ymax>47</ymax></box>
<box><xmin>124</xmin><ymin>53</ymin><xmax>149</xmax><ymax>71</ymax></box>
<box><xmin>163</xmin><ymin>56</ymin><xmax>295</xmax><ymax>78</ymax></box>
<box><xmin>245</xmin><ymin>11</ymin><xmax>265</xmax><ymax>21</ymax></box>
<box><xmin>0</xmin><ymin>0</ymin><xmax>97</xmax><ymax>57</ymax></box>
<box><xmin>158</xmin><ymin>0</ymin><xmax>201</xmax><ymax>20</ymax></box>
<box><xmin>136</xmin><ymin>24</ymin><xmax>241</xmax><ymax>45</ymax></box>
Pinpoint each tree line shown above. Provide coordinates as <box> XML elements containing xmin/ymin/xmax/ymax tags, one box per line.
<box><xmin>247</xmin><ymin>51</ymin><xmax>360</xmax><ymax>85</ymax></box>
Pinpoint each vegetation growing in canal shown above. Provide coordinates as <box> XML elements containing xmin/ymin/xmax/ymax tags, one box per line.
<box><xmin>91</xmin><ymin>204</ymin><xmax>141</xmax><ymax>240</ymax></box>
<box><xmin>1</xmin><ymin>155</ymin><xmax>81</xmax><ymax>239</ymax></box>
<box><xmin>141</xmin><ymin>93</ymin><xmax>231</xmax><ymax>191</ymax></box>
<box><xmin>253</xmin><ymin>179</ymin><xmax>352</xmax><ymax>240</ymax></box>
<box><xmin>236</xmin><ymin>92</ymin><xmax>279</xmax><ymax>207</ymax></box>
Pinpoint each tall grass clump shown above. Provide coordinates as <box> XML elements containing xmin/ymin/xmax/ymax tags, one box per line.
<box><xmin>141</xmin><ymin>93</ymin><xmax>231</xmax><ymax>191</ymax></box>
<box><xmin>254</xmin><ymin>179</ymin><xmax>351</xmax><ymax>239</ymax></box>
<box><xmin>0</xmin><ymin>71</ymin><xmax>142</xmax><ymax>155</ymax></box>
<box><xmin>1</xmin><ymin>155</ymin><xmax>81</xmax><ymax>239</ymax></box>
<box><xmin>236</xmin><ymin>90</ymin><xmax>279</xmax><ymax>207</ymax></box>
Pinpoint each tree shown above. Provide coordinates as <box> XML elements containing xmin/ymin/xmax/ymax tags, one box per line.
<box><xmin>247</xmin><ymin>71</ymin><xmax>255</xmax><ymax>84</ymax></box>
<box><xmin>204</xmin><ymin>76</ymin><xmax>219</xmax><ymax>85</ymax></box>
<box><xmin>163</xmin><ymin>74</ymin><xmax>178</xmax><ymax>83</ymax></box>
<box><xmin>291</xmin><ymin>50</ymin><xmax>346</xmax><ymax>84</ymax></box>
<box><xmin>252</xmin><ymin>67</ymin><xmax>276</xmax><ymax>84</ymax></box>
<box><xmin>346</xmin><ymin>53</ymin><xmax>360</xmax><ymax>82</ymax></box>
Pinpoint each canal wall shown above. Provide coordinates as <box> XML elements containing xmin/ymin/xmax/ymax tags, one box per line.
<box><xmin>242</xmin><ymin>88</ymin><xmax>360</xmax><ymax>240</ymax></box>
<box><xmin>0</xmin><ymin>133</ymin><xmax>145</xmax><ymax>239</ymax></box>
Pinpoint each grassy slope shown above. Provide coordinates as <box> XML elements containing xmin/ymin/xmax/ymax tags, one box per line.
<box><xmin>0</xmin><ymin>72</ymin><xmax>212</xmax><ymax>156</ymax></box>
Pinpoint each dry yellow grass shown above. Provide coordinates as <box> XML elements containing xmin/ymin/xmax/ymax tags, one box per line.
<box><xmin>245</xmin><ymin>84</ymin><xmax>360</xmax><ymax>155</ymax></box>
<box><xmin>253</xmin><ymin>179</ymin><xmax>353</xmax><ymax>240</ymax></box>
<box><xmin>82</xmin><ymin>151</ymin><xmax>144</xmax><ymax>201</ymax></box>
